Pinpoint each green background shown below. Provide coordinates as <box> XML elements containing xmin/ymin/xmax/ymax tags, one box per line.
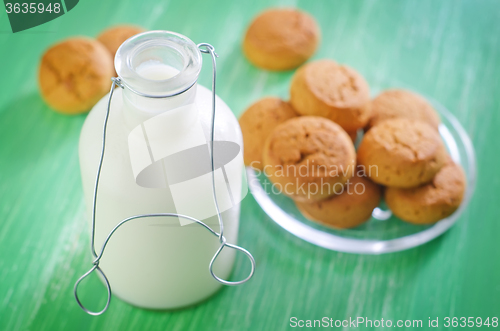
<box><xmin>0</xmin><ymin>0</ymin><xmax>499</xmax><ymax>330</ymax></box>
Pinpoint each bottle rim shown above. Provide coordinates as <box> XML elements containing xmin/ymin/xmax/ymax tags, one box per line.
<box><xmin>115</xmin><ymin>30</ymin><xmax>202</xmax><ymax>97</ymax></box>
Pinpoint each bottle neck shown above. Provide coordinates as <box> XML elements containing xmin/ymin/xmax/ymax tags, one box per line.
<box><xmin>114</xmin><ymin>30</ymin><xmax>203</xmax><ymax>128</ymax></box>
<box><xmin>122</xmin><ymin>83</ymin><xmax>198</xmax><ymax>128</ymax></box>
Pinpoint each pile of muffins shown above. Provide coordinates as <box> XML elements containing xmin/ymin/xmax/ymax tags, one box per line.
<box><xmin>240</xmin><ymin>8</ymin><xmax>466</xmax><ymax>229</ymax></box>
<box><xmin>38</xmin><ymin>25</ymin><xmax>144</xmax><ymax>114</ymax></box>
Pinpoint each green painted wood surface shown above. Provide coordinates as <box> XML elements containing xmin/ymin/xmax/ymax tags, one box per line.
<box><xmin>1</xmin><ymin>0</ymin><xmax>499</xmax><ymax>330</ymax></box>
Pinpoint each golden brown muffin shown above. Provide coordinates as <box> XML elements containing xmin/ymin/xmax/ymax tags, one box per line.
<box><xmin>296</xmin><ymin>170</ymin><xmax>381</xmax><ymax>229</ymax></box>
<box><xmin>38</xmin><ymin>37</ymin><xmax>114</xmax><ymax>114</ymax></box>
<box><xmin>239</xmin><ymin>97</ymin><xmax>297</xmax><ymax>170</ymax></box>
<box><xmin>357</xmin><ymin>118</ymin><xmax>448</xmax><ymax>188</ymax></box>
<box><xmin>97</xmin><ymin>25</ymin><xmax>145</xmax><ymax>76</ymax></box>
<box><xmin>290</xmin><ymin>60</ymin><xmax>371</xmax><ymax>132</ymax></box>
<box><xmin>262</xmin><ymin>116</ymin><xmax>356</xmax><ymax>202</ymax></box>
<box><xmin>385</xmin><ymin>160</ymin><xmax>466</xmax><ymax>224</ymax></box>
<box><xmin>368</xmin><ymin>89</ymin><xmax>441</xmax><ymax>130</ymax></box>
<box><xmin>243</xmin><ymin>8</ymin><xmax>320</xmax><ymax>71</ymax></box>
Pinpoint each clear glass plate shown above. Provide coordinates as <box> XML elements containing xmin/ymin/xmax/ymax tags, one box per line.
<box><xmin>247</xmin><ymin>96</ymin><xmax>477</xmax><ymax>254</ymax></box>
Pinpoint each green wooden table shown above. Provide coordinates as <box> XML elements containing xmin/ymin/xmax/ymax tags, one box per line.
<box><xmin>1</xmin><ymin>0</ymin><xmax>499</xmax><ymax>330</ymax></box>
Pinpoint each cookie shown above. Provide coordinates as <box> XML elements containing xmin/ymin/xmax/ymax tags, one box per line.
<box><xmin>239</xmin><ymin>97</ymin><xmax>297</xmax><ymax>170</ymax></box>
<box><xmin>357</xmin><ymin>118</ymin><xmax>448</xmax><ymax>188</ymax></box>
<box><xmin>97</xmin><ymin>25</ymin><xmax>144</xmax><ymax>76</ymax></box>
<box><xmin>296</xmin><ymin>170</ymin><xmax>382</xmax><ymax>229</ymax></box>
<box><xmin>243</xmin><ymin>8</ymin><xmax>320</xmax><ymax>71</ymax></box>
<box><xmin>385</xmin><ymin>160</ymin><xmax>466</xmax><ymax>224</ymax></box>
<box><xmin>38</xmin><ymin>37</ymin><xmax>114</xmax><ymax>114</ymax></box>
<box><xmin>290</xmin><ymin>60</ymin><xmax>371</xmax><ymax>132</ymax></box>
<box><xmin>368</xmin><ymin>89</ymin><xmax>440</xmax><ymax>130</ymax></box>
<box><xmin>262</xmin><ymin>116</ymin><xmax>356</xmax><ymax>202</ymax></box>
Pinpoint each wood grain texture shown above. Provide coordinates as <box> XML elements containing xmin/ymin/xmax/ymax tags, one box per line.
<box><xmin>1</xmin><ymin>0</ymin><xmax>499</xmax><ymax>330</ymax></box>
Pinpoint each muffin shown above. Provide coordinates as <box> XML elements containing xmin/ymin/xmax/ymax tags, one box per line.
<box><xmin>262</xmin><ymin>116</ymin><xmax>356</xmax><ymax>202</ymax></box>
<box><xmin>38</xmin><ymin>37</ymin><xmax>114</xmax><ymax>114</ymax></box>
<box><xmin>243</xmin><ymin>8</ymin><xmax>320</xmax><ymax>71</ymax></box>
<box><xmin>97</xmin><ymin>25</ymin><xmax>145</xmax><ymax>76</ymax></box>
<box><xmin>296</xmin><ymin>170</ymin><xmax>382</xmax><ymax>228</ymax></box>
<box><xmin>385</xmin><ymin>160</ymin><xmax>466</xmax><ymax>224</ymax></box>
<box><xmin>290</xmin><ymin>60</ymin><xmax>371</xmax><ymax>132</ymax></box>
<box><xmin>239</xmin><ymin>97</ymin><xmax>297</xmax><ymax>170</ymax></box>
<box><xmin>368</xmin><ymin>89</ymin><xmax>441</xmax><ymax>130</ymax></box>
<box><xmin>357</xmin><ymin>118</ymin><xmax>448</xmax><ymax>188</ymax></box>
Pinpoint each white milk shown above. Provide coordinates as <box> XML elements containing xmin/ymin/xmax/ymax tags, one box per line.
<box><xmin>136</xmin><ymin>60</ymin><xmax>179</xmax><ymax>80</ymax></box>
<box><xmin>78</xmin><ymin>32</ymin><xmax>243</xmax><ymax>309</ymax></box>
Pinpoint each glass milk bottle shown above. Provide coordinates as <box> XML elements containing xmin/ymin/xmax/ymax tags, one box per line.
<box><xmin>78</xmin><ymin>31</ymin><xmax>246</xmax><ymax>309</ymax></box>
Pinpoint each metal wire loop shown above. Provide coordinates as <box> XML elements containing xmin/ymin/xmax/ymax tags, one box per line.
<box><xmin>74</xmin><ymin>265</ymin><xmax>111</xmax><ymax>316</ymax></box>
<box><xmin>197</xmin><ymin>43</ymin><xmax>219</xmax><ymax>57</ymax></box>
<box><xmin>74</xmin><ymin>43</ymin><xmax>255</xmax><ymax>315</ymax></box>
<box><xmin>111</xmin><ymin>77</ymin><xmax>124</xmax><ymax>89</ymax></box>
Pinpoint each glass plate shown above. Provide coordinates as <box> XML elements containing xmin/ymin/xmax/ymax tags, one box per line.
<box><xmin>246</xmin><ymin>96</ymin><xmax>476</xmax><ymax>254</ymax></box>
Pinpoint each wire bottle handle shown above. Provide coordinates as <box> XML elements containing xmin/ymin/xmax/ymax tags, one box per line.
<box><xmin>74</xmin><ymin>43</ymin><xmax>255</xmax><ymax>316</ymax></box>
